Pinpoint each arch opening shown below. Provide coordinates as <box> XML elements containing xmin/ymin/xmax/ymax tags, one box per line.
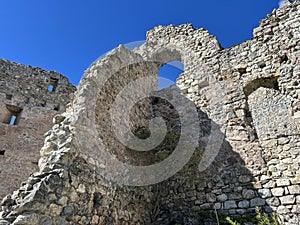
<box><xmin>244</xmin><ymin>76</ymin><xmax>281</xmax><ymax>140</ymax></box>
<box><xmin>158</xmin><ymin>60</ymin><xmax>184</xmax><ymax>90</ymax></box>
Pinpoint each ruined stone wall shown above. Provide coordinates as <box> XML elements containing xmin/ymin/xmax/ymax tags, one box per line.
<box><xmin>0</xmin><ymin>1</ymin><xmax>300</xmax><ymax>225</ymax></box>
<box><xmin>156</xmin><ymin>1</ymin><xmax>300</xmax><ymax>223</ymax></box>
<box><xmin>0</xmin><ymin>59</ymin><xmax>76</xmax><ymax>200</ymax></box>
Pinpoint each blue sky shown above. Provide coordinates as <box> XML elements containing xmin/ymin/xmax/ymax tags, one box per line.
<box><xmin>0</xmin><ymin>0</ymin><xmax>282</xmax><ymax>86</ymax></box>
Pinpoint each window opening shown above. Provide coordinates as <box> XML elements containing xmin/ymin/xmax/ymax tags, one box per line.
<box><xmin>48</xmin><ymin>77</ymin><xmax>59</xmax><ymax>93</ymax></box>
<box><xmin>9</xmin><ymin>115</ymin><xmax>17</xmax><ymax>125</ymax></box>
<box><xmin>6</xmin><ymin>94</ymin><xmax>12</xmax><ymax>100</ymax></box>
<box><xmin>48</xmin><ymin>85</ymin><xmax>54</xmax><ymax>92</ymax></box>
<box><xmin>0</xmin><ymin>105</ymin><xmax>23</xmax><ymax>125</ymax></box>
<box><xmin>54</xmin><ymin>104</ymin><xmax>60</xmax><ymax>111</ymax></box>
<box><xmin>158</xmin><ymin>60</ymin><xmax>184</xmax><ymax>90</ymax></box>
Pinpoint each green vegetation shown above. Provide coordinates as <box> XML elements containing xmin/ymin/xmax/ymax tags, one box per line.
<box><xmin>172</xmin><ymin>207</ymin><xmax>281</xmax><ymax>225</ymax></box>
<box><xmin>226</xmin><ymin>207</ymin><xmax>279</xmax><ymax>225</ymax></box>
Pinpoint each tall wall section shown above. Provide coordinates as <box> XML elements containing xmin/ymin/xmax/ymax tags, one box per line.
<box><xmin>0</xmin><ymin>1</ymin><xmax>299</xmax><ymax>225</ymax></box>
<box><xmin>0</xmin><ymin>59</ymin><xmax>76</xmax><ymax>200</ymax></box>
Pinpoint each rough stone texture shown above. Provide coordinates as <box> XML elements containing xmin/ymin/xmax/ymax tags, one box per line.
<box><xmin>0</xmin><ymin>59</ymin><xmax>76</xmax><ymax>200</ymax></box>
<box><xmin>0</xmin><ymin>0</ymin><xmax>300</xmax><ymax>225</ymax></box>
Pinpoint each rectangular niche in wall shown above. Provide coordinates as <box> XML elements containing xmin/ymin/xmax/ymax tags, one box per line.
<box><xmin>48</xmin><ymin>77</ymin><xmax>59</xmax><ymax>93</ymax></box>
<box><xmin>54</xmin><ymin>103</ymin><xmax>60</xmax><ymax>111</ymax></box>
<box><xmin>5</xmin><ymin>94</ymin><xmax>12</xmax><ymax>100</ymax></box>
<box><xmin>0</xmin><ymin>104</ymin><xmax>23</xmax><ymax>125</ymax></box>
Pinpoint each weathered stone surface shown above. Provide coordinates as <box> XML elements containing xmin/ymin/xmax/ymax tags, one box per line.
<box><xmin>280</xmin><ymin>195</ymin><xmax>296</xmax><ymax>205</ymax></box>
<box><xmin>276</xmin><ymin>179</ymin><xmax>291</xmax><ymax>187</ymax></box>
<box><xmin>242</xmin><ymin>189</ymin><xmax>255</xmax><ymax>199</ymax></box>
<box><xmin>238</xmin><ymin>200</ymin><xmax>250</xmax><ymax>209</ymax></box>
<box><xmin>288</xmin><ymin>185</ymin><xmax>300</xmax><ymax>195</ymax></box>
<box><xmin>239</xmin><ymin>175</ymin><xmax>251</xmax><ymax>183</ymax></box>
<box><xmin>224</xmin><ymin>201</ymin><xmax>237</xmax><ymax>209</ymax></box>
<box><xmin>266</xmin><ymin>197</ymin><xmax>280</xmax><ymax>207</ymax></box>
<box><xmin>0</xmin><ymin>1</ymin><xmax>300</xmax><ymax>225</ymax></box>
<box><xmin>258</xmin><ymin>189</ymin><xmax>272</xmax><ymax>198</ymax></box>
<box><xmin>217</xmin><ymin>194</ymin><xmax>228</xmax><ymax>202</ymax></box>
<box><xmin>206</xmin><ymin>193</ymin><xmax>216</xmax><ymax>203</ymax></box>
<box><xmin>271</xmin><ymin>187</ymin><xmax>285</xmax><ymax>197</ymax></box>
<box><xmin>0</xmin><ymin>60</ymin><xmax>75</xmax><ymax>200</ymax></box>
<box><xmin>250</xmin><ymin>198</ymin><xmax>266</xmax><ymax>207</ymax></box>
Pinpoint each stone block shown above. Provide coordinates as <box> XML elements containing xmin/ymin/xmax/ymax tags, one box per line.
<box><xmin>217</xmin><ymin>194</ymin><xmax>228</xmax><ymax>202</ymax></box>
<box><xmin>266</xmin><ymin>197</ymin><xmax>280</xmax><ymax>206</ymax></box>
<box><xmin>276</xmin><ymin>178</ymin><xmax>290</xmax><ymax>187</ymax></box>
<box><xmin>238</xmin><ymin>175</ymin><xmax>251</xmax><ymax>183</ymax></box>
<box><xmin>242</xmin><ymin>189</ymin><xmax>255</xmax><ymax>199</ymax></box>
<box><xmin>238</xmin><ymin>200</ymin><xmax>249</xmax><ymax>208</ymax></box>
<box><xmin>258</xmin><ymin>189</ymin><xmax>271</xmax><ymax>198</ymax></box>
<box><xmin>224</xmin><ymin>201</ymin><xmax>237</xmax><ymax>209</ymax></box>
<box><xmin>271</xmin><ymin>187</ymin><xmax>284</xmax><ymax>197</ymax></box>
<box><xmin>279</xmin><ymin>195</ymin><xmax>295</xmax><ymax>205</ymax></box>
<box><xmin>205</xmin><ymin>193</ymin><xmax>216</xmax><ymax>203</ymax></box>
<box><xmin>276</xmin><ymin>205</ymin><xmax>290</xmax><ymax>214</ymax></box>
<box><xmin>228</xmin><ymin>192</ymin><xmax>242</xmax><ymax>200</ymax></box>
<box><xmin>214</xmin><ymin>202</ymin><xmax>221</xmax><ymax>210</ymax></box>
<box><xmin>288</xmin><ymin>185</ymin><xmax>300</xmax><ymax>194</ymax></box>
<box><xmin>250</xmin><ymin>198</ymin><xmax>266</xmax><ymax>207</ymax></box>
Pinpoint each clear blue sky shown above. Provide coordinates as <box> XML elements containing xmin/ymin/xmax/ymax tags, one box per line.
<box><xmin>0</xmin><ymin>0</ymin><xmax>282</xmax><ymax>85</ymax></box>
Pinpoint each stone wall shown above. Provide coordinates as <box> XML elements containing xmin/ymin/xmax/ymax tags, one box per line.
<box><xmin>0</xmin><ymin>59</ymin><xmax>76</xmax><ymax>200</ymax></box>
<box><xmin>0</xmin><ymin>0</ymin><xmax>300</xmax><ymax>225</ymax></box>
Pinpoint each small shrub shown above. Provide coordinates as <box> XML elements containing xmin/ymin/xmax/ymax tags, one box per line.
<box><xmin>225</xmin><ymin>206</ymin><xmax>280</xmax><ymax>225</ymax></box>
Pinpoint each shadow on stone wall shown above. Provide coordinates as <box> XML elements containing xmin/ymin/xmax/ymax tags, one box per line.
<box><xmin>146</xmin><ymin>87</ymin><xmax>269</xmax><ymax>225</ymax></box>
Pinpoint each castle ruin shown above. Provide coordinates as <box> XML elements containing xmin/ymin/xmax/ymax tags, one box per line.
<box><xmin>0</xmin><ymin>60</ymin><xmax>75</xmax><ymax>200</ymax></box>
<box><xmin>0</xmin><ymin>1</ymin><xmax>300</xmax><ymax>224</ymax></box>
